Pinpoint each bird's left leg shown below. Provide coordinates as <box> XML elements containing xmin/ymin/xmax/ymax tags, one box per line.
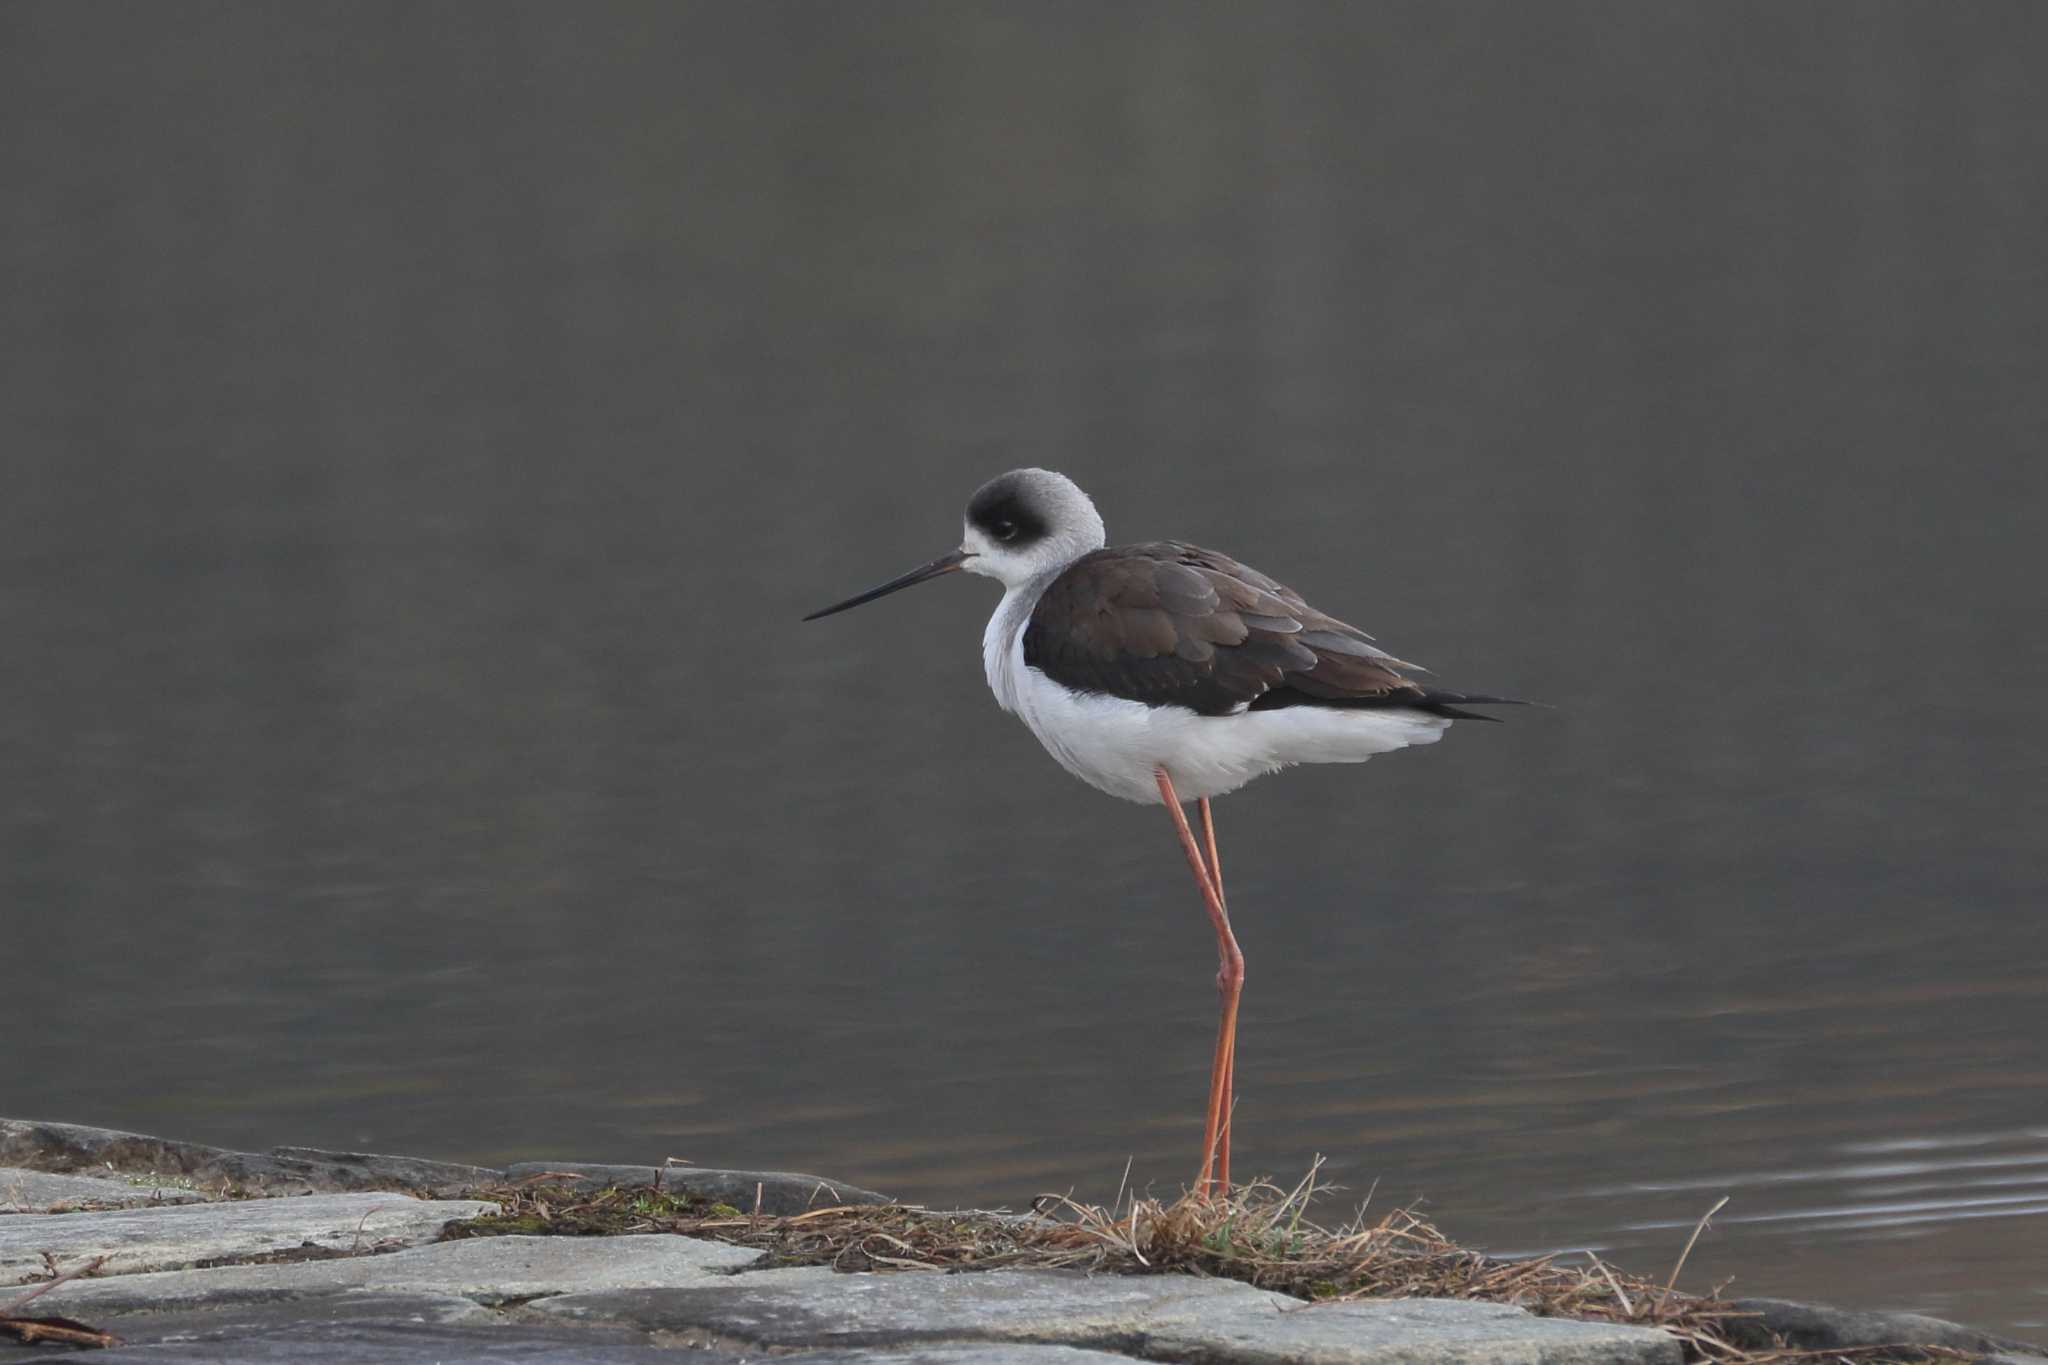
<box><xmin>1156</xmin><ymin>769</ymin><xmax>1244</xmax><ymax>1199</ymax></box>
<box><xmin>1199</xmin><ymin>797</ymin><xmax>1235</xmax><ymax>1193</ymax></box>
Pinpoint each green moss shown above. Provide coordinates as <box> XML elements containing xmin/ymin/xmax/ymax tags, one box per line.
<box><xmin>446</xmin><ymin>1213</ymin><xmax>545</xmax><ymax>1237</ymax></box>
<box><xmin>440</xmin><ymin>1182</ymin><xmax>732</xmax><ymax>1240</ymax></box>
<box><xmin>628</xmin><ymin>1191</ymin><xmax>698</xmax><ymax>1217</ymax></box>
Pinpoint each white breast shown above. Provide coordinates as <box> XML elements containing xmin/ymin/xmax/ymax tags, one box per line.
<box><xmin>981</xmin><ymin>584</ymin><xmax>1450</xmax><ymax>806</ymax></box>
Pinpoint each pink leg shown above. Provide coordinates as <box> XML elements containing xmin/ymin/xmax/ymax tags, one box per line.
<box><xmin>1155</xmin><ymin>769</ymin><xmax>1244</xmax><ymax>1199</ymax></box>
<box><xmin>1200</xmin><ymin>797</ymin><xmax>1235</xmax><ymax>1193</ymax></box>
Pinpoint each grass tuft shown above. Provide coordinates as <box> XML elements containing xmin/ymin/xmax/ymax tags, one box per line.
<box><xmin>442</xmin><ymin>1163</ymin><xmax>1974</xmax><ymax>1365</ymax></box>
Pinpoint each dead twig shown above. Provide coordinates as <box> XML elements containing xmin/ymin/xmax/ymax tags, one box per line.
<box><xmin>348</xmin><ymin>1204</ymin><xmax>396</xmax><ymax>1255</ymax></box>
<box><xmin>2</xmin><ymin>1255</ymin><xmax>109</xmax><ymax>1314</ymax></box>
<box><xmin>1659</xmin><ymin>1196</ymin><xmax>1730</xmax><ymax>1312</ymax></box>
<box><xmin>0</xmin><ymin>1313</ymin><xmax>118</xmax><ymax>1349</ymax></box>
<box><xmin>1591</xmin><ymin>1255</ymin><xmax>1636</xmax><ymax>1319</ymax></box>
<box><xmin>1</xmin><ymin>1255</ymin><xmax>117</xmax><ymax>1350</ymax></box>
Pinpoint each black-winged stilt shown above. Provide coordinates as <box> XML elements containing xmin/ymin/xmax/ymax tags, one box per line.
<box><xmin>804</xmin><ymin>468</ymin><xmax>1520</xmax><ymax>1195</ymax></box>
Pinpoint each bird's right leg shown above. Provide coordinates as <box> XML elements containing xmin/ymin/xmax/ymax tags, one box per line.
<box><xmin>1199</xmin><ymin>796</ymin><xmax>1235</xmax><ymax>1194</ymax></box>
<box><xmin>1156</xmin><ymin>769</ymin><xmax>1243</xmax><ymax>1199</ymax></box>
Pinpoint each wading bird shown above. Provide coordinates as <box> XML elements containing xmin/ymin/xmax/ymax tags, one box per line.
<box><xmin>804</xmin><ymin>469</ymin><xmax>1518</xmax><ymax>1194</ymax></box>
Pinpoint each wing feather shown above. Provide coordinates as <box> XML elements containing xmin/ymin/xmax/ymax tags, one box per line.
<box><xmin>1022</xmin><ymin>542</ymin><xmax>1432</xmax><ymax>716</ymax></box>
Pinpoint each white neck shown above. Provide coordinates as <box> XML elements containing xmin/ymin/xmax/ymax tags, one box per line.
<box><xmin>981</xmin><ymin>570</ymin><xmax>1062</xmax><ymax>713</ymax></box>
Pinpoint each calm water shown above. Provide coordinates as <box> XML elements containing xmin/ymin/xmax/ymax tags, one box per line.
<box><xmin>3</xmin><ymin>1</ymin><xmax>2044</xmax><ymax>1337</ymax></box>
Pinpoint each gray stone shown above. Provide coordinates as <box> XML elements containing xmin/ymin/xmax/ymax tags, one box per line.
<box><xmin>78</xmin><ymin>1322</ymin><xmax>717</xmax><ymax>1364</ymax></box>
<box><xmin>262</xmin><ymin>1145</ymin><xmax>503</xmax><ymax>1195</ymax></box>
<box><xmin>661</xmin><ymin>1164</ymin><xmax>892</xmax><ymax>1214</ymax></box>
<box><xmin>499</xmin><ymin>1162</ymin><xmax>667</xmax><ymax>1191</ymax></box>
<box><xmin>528</xmin><ymin>1267</ymin><xmax>1280</xmax><ymax>1344</ymax></box>
<box><xmin>0</xmin><ymin>1191</ymin><xmax>496</xmax><ymax>1283</ymax></box>
<box><xmin>0</xmin><ymin>1167</ymin><xmax>208</xmax><ymax>1212</ymax></box>
<box><xmin>2</xmin><ymin>1290</ymin><xmax>684</xmax><ymax>1364</ymax></box>
<box><xmin>1139</xmin><ymin>1296</ymin><xmax>1682</xmax><ymax>1365</ymax></box>
<box><xmin>0</xmin><ymin>1292</ymin><xmax>488</xmax><ymax>1362</ymax></box>
<box><xmin>784</xmin><ymin>1350</ymin><xmax>1147</xmax><ymax>1365</ymax></box>
<box><xmin>531</xmin><ymin>1268</ymin><xmax>1682</xmax><ymax>1363</ymax></box>
<box><xmin>502</xmin><ymin>1160</ymin><xmax>890</xmax><ymax>1213</ymax></box>
<box><xmin>1726</xmin><ymin>1297</ymin><xmax>2046</xmax><ymax>1359</ymax></box>
<box><xmin>0</xmin><ymin>1118</ymin><xmax>501</xmax><ymax>1197</ymax></box>
<box><xmin>38</xmin><ymin>1233</ymin><xmax>760</xmax><ymax>1313</ymax></box>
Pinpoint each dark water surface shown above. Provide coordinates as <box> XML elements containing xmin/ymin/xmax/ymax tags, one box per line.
<box><xmin>4</xmin><ymin>1</ymin><xmax>2044</xmax><ymax>1336</ymax></box>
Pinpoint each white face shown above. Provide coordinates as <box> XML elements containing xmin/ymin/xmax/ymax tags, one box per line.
<box><xmin>958</xmin><ymin>523</ymin><xmax>1058</xmax><ymax>587</ymax></box>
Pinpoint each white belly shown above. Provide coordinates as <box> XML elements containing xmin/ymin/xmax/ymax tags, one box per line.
<box><xmin>999</xmin><ymin>628</ymin><xmax>1449</xmax><ymax>805</ymax></box>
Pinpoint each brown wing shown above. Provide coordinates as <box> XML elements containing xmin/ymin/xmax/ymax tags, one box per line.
<box><xmin>1021</xmin><ymin>542</ymin><xmax>1431</xmax><ymax>717</ymax></box>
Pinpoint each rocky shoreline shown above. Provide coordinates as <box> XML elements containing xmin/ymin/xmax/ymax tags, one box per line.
<box><xmin>2</xmin><ymin>1118</ymin><xmax>2041</xmax><ymax>1364</ymax></box>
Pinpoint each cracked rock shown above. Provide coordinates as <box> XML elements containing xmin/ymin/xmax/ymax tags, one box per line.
<box><xmin>531</xmin><ymin>1268</ymin><xmax>1683</xmax><ymax>1364</ymax></box>
<box><xmin>0</xmin><ymin>1167</ymin><xmax>208</xmax><ymax>1212</ymax></box>
<box><xmin>1141</xmin><ymin>1295</ymin><xmax>1682</xmax><ymax>1365</ymax></box>
<box><xmin>528</xmin><ymin>1265</ymin><xmax>1278</xmax><ymax>1346</ymax></box>
<box><xmin>0</xmin><ymin>1120</ymin><xmax>501</xmax><ymax>1197</ymax></box>
<box><xmin>0</xmin><ymin>1192</ymin><xmax>496</xmax><ymax>1283</ymax></box>
<box><xmin>1726</xmin><ymin>1297</ymin><xmax>2045</xmax><ymax>1359</ymax></box>
<box><xmin>37</xmin><ymin>1233</ymin><xmax>760</xmax><ymax>1313</ymax></box>
<box><xmin>781</xmin><ymin>1350</ymin><xmax>1154</xmax><ymax>1365</ymax></box>
<box><xmin>1</xmin><ymin>1290</ymin><xmax>607</xmax><ymax>1364</ymax></box>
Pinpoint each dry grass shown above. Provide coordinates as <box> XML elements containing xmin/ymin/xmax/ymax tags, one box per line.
<box><xmin>445</xmin><ymin>1165</ymin><xmax>1974</xmax><ymax>1365</ymax></box>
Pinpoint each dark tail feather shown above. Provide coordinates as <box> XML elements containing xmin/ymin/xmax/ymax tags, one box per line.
<box><xmin>1413</xmin><ymin>690</ymin><xmax>1533</xmax><ymax>722</ymax></box>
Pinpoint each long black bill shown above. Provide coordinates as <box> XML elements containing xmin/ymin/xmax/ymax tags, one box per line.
<box><xmin>802</xmin><ymin>549</ymin><xmax>971</xmax><ymax>621</ymax></box>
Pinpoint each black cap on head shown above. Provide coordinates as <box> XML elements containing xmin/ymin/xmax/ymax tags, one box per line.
<box><xmin>966</xmin><ymin>471</ymin><xmax>1051</xmax><ymax>549</ymax></box>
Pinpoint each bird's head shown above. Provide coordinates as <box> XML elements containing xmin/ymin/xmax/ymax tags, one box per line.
<box><xmin>959</xmin><ymin>468</ymin><xmax>1106</xmax><ymax>588</ymax></box>
<box><xmin>803</xmin><ymin>468</ymin><xmax>1106</xmax><ymax>619</ymax></box>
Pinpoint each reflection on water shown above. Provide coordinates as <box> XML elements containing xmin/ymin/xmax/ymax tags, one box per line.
<box><xmin>3</xmin><ymin>0</ymin><xmax>2045</xmax><ymax>1340</ymax></box>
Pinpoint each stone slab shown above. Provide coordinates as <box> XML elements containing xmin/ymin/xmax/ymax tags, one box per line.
<box><xmin>263</xmin><ymin>1145</ymin><xmax>504</xmax><ymax>1195</ymax></box>
<box><xmin>0</xmin><ymin>1305</ymin><xmax>1153</xmax><ymax>1365</ymax></box>
<box><xmin>0</xmin><ymin>1167</ymin><xmax>207</xmax><ymax>1212</ymax></box>
<box><xmin>0</xmin><ymin>1119</ymin><xmax>501</xmax><ymax>1197</ymax></box>
<box><xmin>503</xmin><ymin>1160</ymin><xmax>890</xmax><ymax>1214</ymax></box>
<box><xmin>38</xmin><ymin>1233</ymin><xmax>760</xmax><ymax>1313</ymax></box>
<box><xmin>1727</xmin><ymin>1297</ymin><xmax>2046</xmax><ymax>1359</ymax></box>
<box><xmin>71</xmin><ymin>1323</ymin><xmax>715</xmax><ymax>1365</ymax></box>
<box><xmin>500</xmin><ymin>1163</ymin><xmax>665</xmax><ymax>1190</ymax></box>
<box><xmin>0</xmin><ymin>1191</ymin><xmax>496</xmax><ymax>1283</ymax></box>
<box><xmin>30</xmin><ymin>1323</ymin><xmax>1145</xmax><ymax>1365</ymax></box>
<box><xmin>2</xmin><ymin>1296</ymin><xmax>1160</xmax><ymax>1365</ymax></box>
<box><xmin>533</xmin><ymin>1270</ymin><xmax>1681</xmax><ymax>1364</ymax></box>
<box><xmin>785</xmin><ymin>1351</ymin><xmax>1154</xmax><ymax>1365</ymax></box>
<box><xmin>529</xmin><ymin>1267</ymin><xmax>1279</xmax><ymax>1344</ymax></box>
<box><xmin>1140</xmin><ymin>1296</ymin><xmax>1682</xmax><ymax>1365</ymax></box>
<box><xmin>9</xmin><ymin>1343</ymin><xmax>1145</xmax><ymax>1365</ymax></box>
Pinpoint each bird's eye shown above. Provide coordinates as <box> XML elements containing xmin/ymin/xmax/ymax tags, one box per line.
<box><xmin>992</xmin><ymin>520</ymin><xmax>1018</xmax><ymax>541</ymax></box>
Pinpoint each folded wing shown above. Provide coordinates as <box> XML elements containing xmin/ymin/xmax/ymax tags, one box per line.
<box><xmin>1021</xmin><ymin>542</ymin><xmax>1438</xmax><ymax>718</ymax></box>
